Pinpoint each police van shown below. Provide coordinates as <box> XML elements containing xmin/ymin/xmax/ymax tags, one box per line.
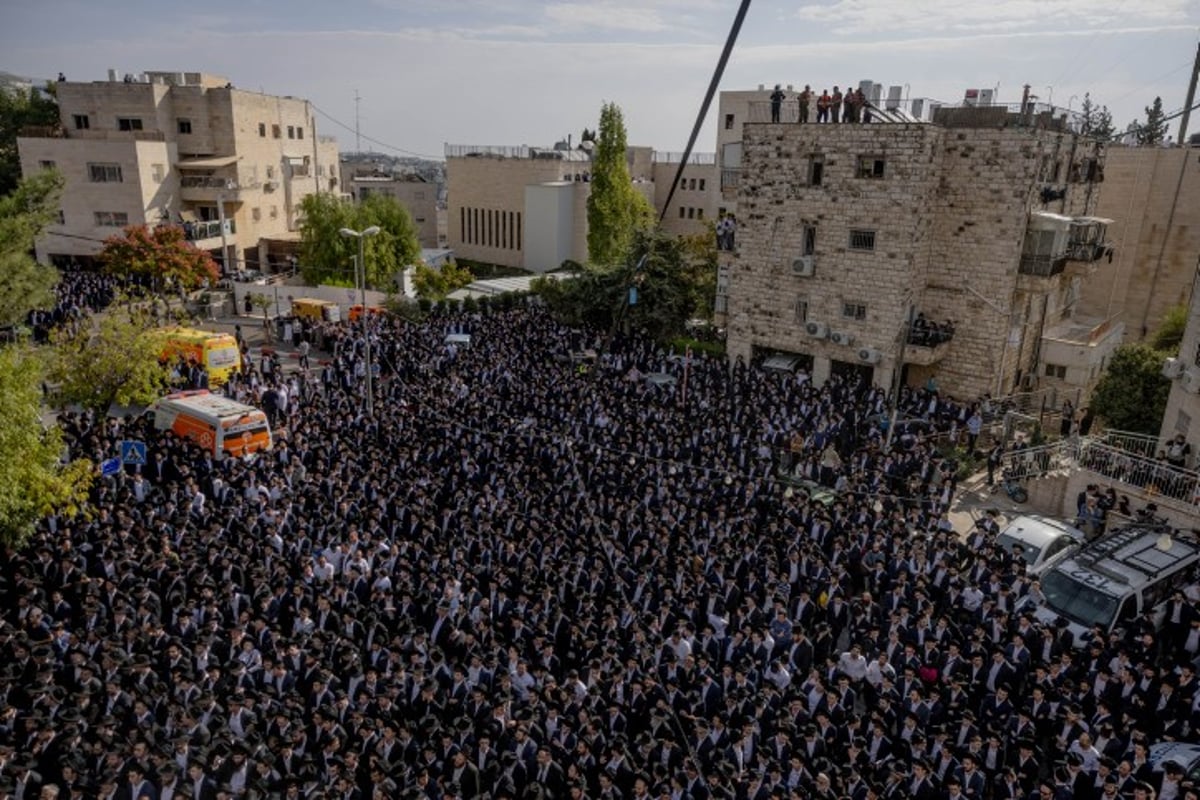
<box><xmin>1028</xmin><ymin>526</ymin><xmax>1200</xmax><ymax>648</ymax></box>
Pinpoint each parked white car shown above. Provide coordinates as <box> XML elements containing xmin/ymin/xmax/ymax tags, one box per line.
<box><xmin>994</xmin><ymin>514</ymin><xmax>1085</xmax><ymax>577</ymax></box>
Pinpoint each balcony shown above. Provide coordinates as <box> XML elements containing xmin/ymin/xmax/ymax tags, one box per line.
<box><xmin>179</xmin><ymin>175</ymin><xmax>259</xmax><ymax>202</ymax></box>
<box><xmin>20</xmin><ymin>125</ymin><xmax>166</xmax><ymax>142</ymax></box>
<box><xmin>1019</xmin><ymin>253</ymin><xmax>1068</xmax><ymax>277</ymax></box>
<box><xmin>183</xmin><ymin>219</ymin><xmax>235</xmax><ymax>245</ymax></box>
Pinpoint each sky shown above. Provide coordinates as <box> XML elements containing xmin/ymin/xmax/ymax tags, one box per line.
<box><xmin>3</xmin><ymin>0</ymin><xmax>1199</xmax><ymax>159</ymax></box>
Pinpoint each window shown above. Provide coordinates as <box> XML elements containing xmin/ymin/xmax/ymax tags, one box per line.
<box><xmin>679</xmin><ymin>207</ymin><xmax>686</xmax><ymax>219</ymax></box>
<box><xmin>39</xmin><ymin>160</ymin><xmax>56</xmax><ymax>171</ymax></box>
<box><xmin>808</xmin><ymin>155</ymin><xmax>824</xmax><ymax>186</ymax></box>
<box><xmin>857</xmin><ymin>156</ymin><xmax>886</xmax><ymax>179</ymax></box>
<box><xmin>687</xmin><ymin>208</ymin><xmax>696</xmax><ymax>219</ymax></box>
<box><xmin>296</xmin><ymin>127</ymin><xmax>304</xmax><ymax>140</ymax></box>
<box><xmin>697</xmin><ymin>208</ymin><xmax>704</xmax><ymax>219</ymax></box>
<box><xmin>1044</xmin><ymin>364</ymin><xmax>1067</xmax><ymax>379</ymax></box>
<box><xmin>793</xmin><ymin>297</ymin><xmax>809</xmax><ymax>324</ymax></box>
<box><xmin>270</xmin><ymin>206</ymin><xmax>278</xmax><ymax>219</ymax></box>
<box><xmin>87</xmin><ymin>163</ymin><xmax>123</xmax><ymax>183</ymax></box>
<box><xmin>849</xmin><ymin>229</ymin><xmax>876</xmax><ymax>251</ymax></box>
<box><xmin>803</xmin><ymin>225</ymin><xmax>816</xmax><ymax>256</ymax></box>
<box><xmin>272</xmin><ymin>124</ymin><xmax>281</xmax><ymax>139</ymax></box>
<box><xmin>93</xmin><ymin>211</ymin><xmax>128</xmax><ymax>227</ymax></box>
<box><xmin>725</xmin><ymin>114</ymin><xmax>735</xmax><ymax>130</ymax></box>
<box><xmin>72</xmin><ymin>114</ymin><xmax>89</xmax><ymax>130</ymax></box>
<box><xmin>177</xmin><ymin>118</ymin><xmax>193</xmax><ymax>135</ymax></box>
<box><xmin>842</xmin><ymin>302</ymin><xmax>867</xmax><ymax>321</ymax></box>
<box><xmin>258</xmin><ymin>123</ymin><xmax>267</xmax><ymax>137</ymax></box>
<box><xmin>688</xmin><ymin>178</ymin><xmax>697</xmax><ymax>190</ymax></box>
<box><xmin>151</xmin><ymin>163</ymin><xmax>165</xmax><ymax>183</ymax></box>
<box><xmin>56</xmin><ymin>210</ymin><xmax>65</xmax><ymax>225</ymax></box>
<box><xmin>699</xmin><ymin>179</ymin><xmax>706</xmax><ymax>191</ymax></box>
<box><xmin>266</xmin><ymin>166</ymin><xmax>275</xmax><ymax>179</ymax></box>
<box><xmin>252</xmin><ymin>207</ymin><xmax>262</xmax><ymax>222</ymax></box>
<box><xmin>117</xmin><ymin>117</ymin><xmax>143</xmax><ymax>132</ymax></box>
<box><xmin>287</xmin><ymin>125</ymin><xmax>295</xmax><ymax>139</ymax></box>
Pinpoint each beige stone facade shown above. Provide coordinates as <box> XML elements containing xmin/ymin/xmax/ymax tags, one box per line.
<box><xmin>445</xmin><ymin>143</ymin><xmax>698</xmax><ymax>272</ymax></box>
<box><xmin>725</xmin><ymin>106</ymin><xmax>1110</xmax><ymax>400</ymax></box>
<box><xmin>18</xmin><ymin>70</ymin><xmax>338</xmax><ymax>273</ymax></box>
<box><xmin>343</xmin><ymin>169</ymin><xmax>439</xmax><ymax>248</ymax></box>
<box><xmin>1160</xmin><ymin>267</ymin><xmax>1200</xmax><ymax>454</ymax></box>
<box><xmin>1079</xmin><ymin>145</ymin><xmax>1200</xmax><ymax>341</ymax></box>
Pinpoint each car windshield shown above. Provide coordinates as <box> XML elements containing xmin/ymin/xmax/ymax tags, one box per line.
<box><xmin>1040</xmin><ymin>570</ymin><xmax>1121</xmax><ymax>629</ymax></box>
<box><xmin>996</xmin><ymin>533</ymin><xmax>1040</xmax><ymax>565</ymax></box>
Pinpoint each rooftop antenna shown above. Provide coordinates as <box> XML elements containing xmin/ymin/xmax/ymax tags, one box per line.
<box><xmin>355</xmin><ymin>89</ymin><xmax>362</xmax><ymax>154</ymax></box>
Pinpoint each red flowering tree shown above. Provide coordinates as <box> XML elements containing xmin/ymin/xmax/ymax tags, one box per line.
<box><xmin>99</xmin><ymin>224</ymin><xmax>220</xmax><ymax>299</ymax></box>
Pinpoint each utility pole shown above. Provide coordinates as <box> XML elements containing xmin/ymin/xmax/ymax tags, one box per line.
<box><xmin>355</xmin><ymin>89</ymin><xmax>362</xmax><ymax>153</ymax></box>
<box><xmin>1179</xmin><ymin>40</ymin><xmax>1200</xmax><ymax>144</ymax></box>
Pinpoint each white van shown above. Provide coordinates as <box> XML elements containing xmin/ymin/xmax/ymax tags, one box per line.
<box><xmin>1029</xmin><ymin>526</ymin><xmax>1200</xmax><ymax>648</ymax></box>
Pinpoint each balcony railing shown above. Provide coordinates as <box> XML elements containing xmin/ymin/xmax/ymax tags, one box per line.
<box><xmin>19</xmin><ymin>125</ymin><xmax>166</xmax><ymax>142</ymax></box>
<box><xmin>1019</xmin><ymin>253</ymin><xmax>1067</xmax><ymax>277</ymax></box>
<box><xmin>180</xmin><ymin>176</ymin><xmax>260</xmax><ymax>190</ymax></box>
<box><xmin>183</xmin><ymin>219</ymin><xmax>235</xmax><ymax>241</ymax></box>
<box><xmin>654</xmin><ymin>151</ymin><xmax>716</xmax><ymax>165</ymax></box>
<box><xmin>742</xmin><ymin>98</ymin><xmax>1085</xmax><ymax>130</ymax></box>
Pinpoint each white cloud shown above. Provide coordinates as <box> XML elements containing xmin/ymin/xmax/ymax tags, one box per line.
<box><xmin>793</xmin><ymin>0</ymin><xmax>1197</xmax><ymax>34</ymax></box>
<box><xmin>542</xmin><ymin>3</ymin><xmax>671</xmax><ymax>33</ymax></box>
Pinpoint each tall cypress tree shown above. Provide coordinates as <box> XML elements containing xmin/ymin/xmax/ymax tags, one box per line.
<box><xmin>586</xmin><ymin>102</ymin><xmax>652</xmax><ymax>266</ymax></box>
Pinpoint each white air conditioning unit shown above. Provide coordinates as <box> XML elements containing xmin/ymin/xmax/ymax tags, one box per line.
<box><xmin>805</xmin><ymin>321</ymin><xmax>829</xmax><ymax>339</ymax></box>
<box><xmin>830</xmin><ymin>331</ymin><xmax>855</xmax><ymax>347</ymax></box>
<box><xmin>791</xmin><ymin>256</ymin><xmax>815</xmax><ymax>277</ymax></box>
<box><xmin>1162</xmin><ymin>357</ymin><xmax>1185</xmax><ymax>380</ymax></box>
<box><xmin>857</xmin><ymin>347</ymin><xmax>882</xmax><ymax>364</ymax></box>
<box><xmin>1182</xmin><ymin>369</ymin><xmax>1200</xmax><ymax>395</ymax></box>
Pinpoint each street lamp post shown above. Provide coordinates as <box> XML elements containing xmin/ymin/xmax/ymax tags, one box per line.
<box><xmin>339</xmin><ymin>225</ymin><xmax>381</xmax><ymax>416</ymax></box>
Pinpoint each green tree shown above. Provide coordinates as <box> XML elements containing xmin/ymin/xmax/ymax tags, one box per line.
<box><xmin>0</xmin><ymin>83</ymin><xmax>60</xmax><ymax>197</ymax></box>
<box><xmin>580</xmin><ymin>127</ymin><xmax>596</xmax><ymax>143</ymax></box>
<box><xmin>412</xmin><ymin>260</ymin><xmax>474</xmax><ymax>300</ymax></box>
<box><xmin>534</xmin><ymin>230</ymin><xmax>715</xmax><ymax>342</ymax></box>
<box><xmin>298</xmin><ymin>193</ymin><xmax>421</xmax><ymax>289</ymax></box>
<box><xmin>586</xmin><ymin>102</ymin><xmax>653</xmax><ymax>266</ymax></box>
<box><xmin>48</xmin><ymin>304</ymin><xmax>171</xmax><ymax>413</ymax></box>
<box><xmin>0</xmin><ymin>169</ymin><xmax>64</xmax><ymax>326</ymax></box>
<box><xmin>99</xmin><ymin>224</ymin><xmax>220</xmax><ymax>299</ymax></box>
<box><xmin>1089</xmin><ymin>344</ymin><xmax>1171</xmax><ymax>434</ymax></box>
<box><xmin>1149</xmin><ymin>304</ymin><xmax>1187</xmax><ymax>354</ymax></box>
<box><xmin>1079</xmin><ymin>93</ymin><xmax>1117</xmax><ymax>142</ymax></box>
<box><xmin>0</xmin><ymin>345</ymin><xmax>91</xmax><ymax>547</ymax></box>
<box><xmin>1131</xmin><ymin>96</ymin><xmax>1169</xmax><ymax>146</ymax></box>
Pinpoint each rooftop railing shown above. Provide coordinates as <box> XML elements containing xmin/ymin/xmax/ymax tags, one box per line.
<box><xmin>654</xmin><ymin>151</ymin><xmax>716</xmax><ymax>165</ymax></box>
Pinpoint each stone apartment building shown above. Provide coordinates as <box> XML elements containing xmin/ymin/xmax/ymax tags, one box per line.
<box><xmin>724</xmin><ymin>101</ymin><xmax>1115</xmax><ymax>400</ymax></box>
<box><xmin>1161</xmin><ymin>264</ymin><xmax>1200</xmax><ymax>447</ymax></box>
<box><xmin>17</xmin><ymin>70</ymin><xmax>339</xmax><ymax>274</ymax></box>
<box><xmin>342</xmin><ymin>165</ymin><xmax>440</xmax><ymax>248</ymax></box>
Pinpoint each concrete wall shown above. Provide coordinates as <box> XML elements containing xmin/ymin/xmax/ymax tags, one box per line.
<box><xmin>347</xmin><ymin>176</ymin><xmax>439</xmax><ymax>248</ymax></box>
<box><xmin>524</xmin><ymin>183</ymin><xmax>576</xmax><ymax>272</ymax></box>
<box><xmin>1160</xmin><ymin>268</ymin><xmax>1200</xmax><ymax>445</ymax></box>
<box><xmin>1081</xmin><ymin>146</ymin><xmax>1200</xmax><ymax>341</ymax></box>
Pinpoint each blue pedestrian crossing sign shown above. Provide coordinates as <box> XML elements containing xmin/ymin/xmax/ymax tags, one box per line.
<box><xmin>119</xmin><ymin>440</ymin><xmax>147</xmax><ymax>466</ymax></box>
<box><xmin>100</xmin><ymin>457</ymin><xmax>122</xmax><ymax>477</ymax></box>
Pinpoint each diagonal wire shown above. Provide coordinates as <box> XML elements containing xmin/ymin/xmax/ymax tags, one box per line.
<box><xmin>658</xmin><ymin>0</ymin><xmax>753</xmax><ymax>225</ymax></box>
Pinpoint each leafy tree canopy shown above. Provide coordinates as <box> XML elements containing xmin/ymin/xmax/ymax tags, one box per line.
<box><xmin>412</xmin><ymin>260</ymin><xmax>474</xmax><ymax>300</ymax></box>
<box><xmin>298</xmin><ymin>193</ymin><xmax>421</xmax><ymax>289</ymax></box>
<box><xmin>1089</xmin><ymin>343</ymin><xmax>1171</xmax><ymax>435</ymax></box>
<box><xmin>1078</xmin><ymin>93</ymin><xmax>1116</xmax><ymax>142</ymax></box>
<box><xmin>534</xmin><ymin>229</ymin><xmax>716</xmax><ymax>342</ymax></box>
<box><xmin>0</xmin><ymin>168</ymin><xmax>63</xmax><ymax>326</ymax></box>
<box><xmin>48</xmin><ymin>302</ymin><xmax>172</xmax><ymax>414</ymax></box>
<box><xmin>99</xmin><ymin>224</ymin><xmax>220</xmax><ymax>296</ymax></box>
<box><xmin>0</xmin><ymin>345</ymin><xmax>91</xmax><ymax>547</ymax></box>
<box><xmin>1129</xmin><ymin>96</ymin><xmax>1169</xmax><ymax>146</ymax></box>
<box><xmin>1149</xmin><ymin>304</ymin><xmax>1187</xmax><ymax>354</ymax></box>
<box><xmin>586</xmin><ymin>102</ymin><xmax>653</xmax><ymax>266</ymax></box>
<box><xmin>0</xmin><ymin>83</ymin><xmax>60</xmax><ymax>197</ymax></box>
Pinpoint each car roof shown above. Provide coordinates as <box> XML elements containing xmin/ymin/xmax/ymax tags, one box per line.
<box><xmin>1049</xmin><ymin>527</ymin><xmax>1200</xmax><ymax>594</ymax></box>
<box><xmin>997</xmin><ymin>515</ymin><xmax>1084</xmax><ymax>549</ymax></box>
<box><xmin>1149</xmin><ymin>742</ymin><xmax>1200</xmax><ymax>771</ymax></box>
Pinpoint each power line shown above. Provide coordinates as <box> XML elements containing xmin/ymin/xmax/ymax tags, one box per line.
<box><xmin>308</xmin><ymin>102</ymin><xmax>442</xmax><ymax>160</ymax></box>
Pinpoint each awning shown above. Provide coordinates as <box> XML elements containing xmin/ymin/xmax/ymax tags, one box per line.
<box><xmin>178</xmin><ymin>155</ymin><xmax>238</xmax><ymax>169</ymax></box>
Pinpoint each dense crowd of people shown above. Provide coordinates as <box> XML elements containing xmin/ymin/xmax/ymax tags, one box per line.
<box><xmin>25</xmin><ymin>268</ymin><xmax>119</xmax><ymax>342</ymax></box>
<box><xmin>4</xmin><ymin>305</ymin><xmax>1199</xmax><ymax>800</ymax></box>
